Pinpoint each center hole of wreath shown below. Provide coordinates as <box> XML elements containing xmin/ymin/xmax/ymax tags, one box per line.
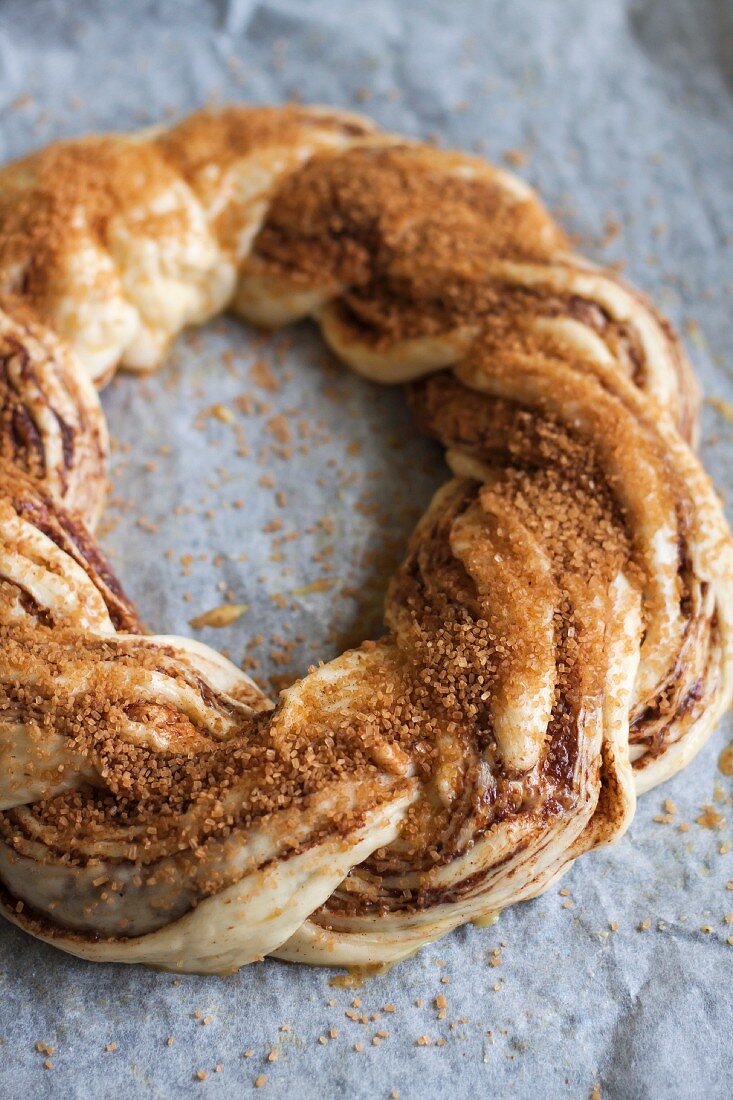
<box><xmin>98</xmin><ymin>318</ymin><xmax>447</xmax><ymax>696</ymax></box>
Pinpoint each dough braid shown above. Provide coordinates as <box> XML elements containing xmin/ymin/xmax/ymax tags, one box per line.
<box><xmin>0</xmin><ymin>105</ymin><xmax>728</xmax><ymax>974</ymax></box>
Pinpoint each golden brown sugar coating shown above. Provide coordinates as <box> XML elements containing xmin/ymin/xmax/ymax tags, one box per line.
<box><xmin>0</xmin><ymin>137</ymin><xmax>181</xmax><ymax>295</ymax></box>
<box><xmin>0</xmin><ymin>104</ymin><xmax>729</xmax><ymax>974</ymax></box>
<box><xmin>250</xmin><ymin>143</ymin><xmax>696</xmax><ymax>439</ymax></box>
<box><xmin>156</xmin><ymin>104</ymin><xmax>377</xmax><ymax>182</ymax></box>
<box><xmin>253</xmin><ymin>144</ymin><xmax>565</xmax><ymax>282</ymax></box>
<box><xmin>411</xmin><ymin>342</ymin><xmax>724</xmax><ymax>787</ymax></box>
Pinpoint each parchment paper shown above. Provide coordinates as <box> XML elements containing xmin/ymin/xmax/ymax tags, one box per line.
<box><xmin>0</xmin><ymin>2</ymin><xmax>731</xmax><ymax>1097</ymax></box>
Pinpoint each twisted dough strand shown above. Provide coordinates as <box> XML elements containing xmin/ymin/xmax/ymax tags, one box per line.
<box><xmin>0</xmin><ymin>105</ymin><xmax>729</xmax><ymax>973</ymax></box>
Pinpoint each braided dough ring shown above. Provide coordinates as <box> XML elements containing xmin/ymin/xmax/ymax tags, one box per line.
<box><xmin>0</xmin><ymin>105</ymin><xmax>729</xmax><ymax>974</ymax></box>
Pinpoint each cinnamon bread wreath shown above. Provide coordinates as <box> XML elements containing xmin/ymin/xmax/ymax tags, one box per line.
<box><xmin>0</xmin><ymin>105</ymin><xmax>729</xmax><ymax>974</ymax></box>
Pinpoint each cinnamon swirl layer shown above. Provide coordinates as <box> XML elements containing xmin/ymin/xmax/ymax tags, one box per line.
<box><xmin>0</xmin><ymin>300</ymin><xmax>107</xmax><ymax>525</ymax></box>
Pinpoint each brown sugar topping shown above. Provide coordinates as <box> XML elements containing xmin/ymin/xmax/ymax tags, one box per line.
<box><xmin>252</xmin><ymin>145</ymin><xmax>566</xmax><ymax>343</ymax></box>
<box><xmin>0</xmin><ymin>137</ymin><xmax>195</xmax><ymax>308</ymax></box>
<box><xmin>156</xmin><ymin>105</ymin><xmax>375</xmax><ymax>183</ymax></box>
